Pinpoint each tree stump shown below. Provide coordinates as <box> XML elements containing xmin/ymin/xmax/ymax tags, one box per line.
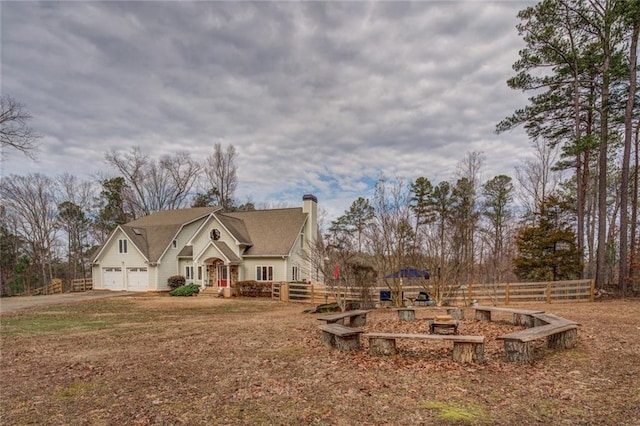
<box><xmin>546</xmin><ymin>328</ymin><xmax>577</xmax><ymax>349</ymax></box>
<box><xmin>475</xmin><ymin>310</ymin><xmax>491</xmax><ymax>321</ymax></box>
<box><xmin>320</xmin><ymin>331</ymin><xmax>335</xmax><ymax>348</ymax></box>
<box><xmin>334</xmin><ymin>335</ymin><xmax>361</xmax><ymax>351</ymax></box>
<box><xmin>369</xmin><ymin>337</ymin><xmax>397</xmax><ymax>356</ymax></box>
<box><xmin>514</xmin><ymin>313</ymin><xmax>535</xmax><ymax>328</ymax></box>
<box><xmin>452</xmin><ymin>341</ymin><xmax>484</xmax><ymax>364</ymax></box>
<box><xmin>397</xmin><ymin>308</ymin><xmax>415</xmax><ymax>321</ymax></box>
<box><xmin>349</xmin><ymin>314</ymin><xmax>367</xmax><ymax>327</ymax></box>
<box><xmin>503</xmin><ymin>340</ymin><xmax>534</xmax><ymax>363</ymax></box>
<box><xmin>447</xmin><ymin>308</ymin><xmax>464</xmax><ymax>320</ymax></box>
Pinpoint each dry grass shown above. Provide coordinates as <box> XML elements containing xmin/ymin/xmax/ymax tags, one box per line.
<box><xmin>1</xmin><ymin>294</ymin><xmax>639</xmax><ymax>425</ymax></box>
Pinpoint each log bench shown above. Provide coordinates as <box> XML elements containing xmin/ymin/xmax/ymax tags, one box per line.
<box><xmin>497</xmin><ymin>321</ymin><xmax>578</xmax><ymax>363</ymax></box>
<box><xmin>363</xmin><ymin>332</ymin><xmax>485</xmax><ymax>364</ymax></box>
<box><xmin>531</xmin><ymin>312</ymin><xmax>580</xmax><ymax>327</ymax></box>
<box><xmin>317</xmin><ymin>309</ymin><xmax>370</xmax><ymax>327</ymax></box>
<box><xmin>474</xmin><ymin>306</ymin><xmax>545</xmax><ymax>327</ymax></box>
<box><xmin>318</xmin><ymin>323</ymin><xmax>363</xmax><ymax>351</ymax></box>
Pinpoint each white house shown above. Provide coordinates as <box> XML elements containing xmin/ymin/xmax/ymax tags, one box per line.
<box><xmin>90</xmin><ymin>194</ymin><xmax>319</xmax><ymax>292</ymax></box>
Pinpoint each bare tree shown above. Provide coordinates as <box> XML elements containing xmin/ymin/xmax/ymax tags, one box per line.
<box><xmin>105</xmin><ymin>147</ymin><xmax>200</xmax><ymax>216</ymax></box>
<box><xmin>0</xmin><ymin>96</ymin><xmax>40</xmax><ymax>159</ymax></box>
<box><xmin>480</xmin><ymin>174</ymin><xmax>515</xmax><ymax>283</ymax></box>
<box><xmin>515</xmin><ymin>139</ymin><xmax>562</xmax><ymax>213</ymax></box>
<box><xmin>368</xmin><ymin>175</ymin><xmax>417</xmax><ymax>307</ymax></box>
<box><xmin>56</xmin><ymin>174</ymin><xmax>96</xmax><ymax>282</ymax></box>
<box><xmin>204</xmin><ymin>143</ymin><xmax>238</xmax><ymax>211</ymax></box>
<box><xmin>1</xmin><ymin>174</ymin><xmax>59</xmax><ymax>288</ymax></box>
<box><xmin>453</xmin><ymin>151</ymin><xmax>484</xmax><ymax>284</ymax></box>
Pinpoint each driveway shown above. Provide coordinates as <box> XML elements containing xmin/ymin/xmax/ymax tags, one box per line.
<box><xmin>0</xmin><ymin>291</ymin><xmax>133</xmax><ymax>314</ymax></box>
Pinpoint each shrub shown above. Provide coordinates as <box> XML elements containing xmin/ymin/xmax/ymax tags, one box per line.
<box><xmin>169</xmin><ymin>283</ymin><xmax>200</xmax><ymax>296</ymax></box>
<box><xmin>167</xmin><ymin>275</ymin><xmax>186</xmax><ymax>289</ymax></box>
<box><xmin>234</xmin><ymin>280</ymin><xmax>272</xmax><ymax>297</ymax></box>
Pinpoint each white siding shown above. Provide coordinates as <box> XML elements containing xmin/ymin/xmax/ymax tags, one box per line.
<box><xmin>92</xmin><ymin>229</ymin><xmax>148</xmax><ymax>290</ymax></box>
<box><xmin>242</xmin><ymin>257</ymin><xmax>286</xmax><ymax>282</ymax></box>
<box><xmin>156</xmin><ymin>218</ymin><xmax>207</xmax><ymax>290</ymax></box>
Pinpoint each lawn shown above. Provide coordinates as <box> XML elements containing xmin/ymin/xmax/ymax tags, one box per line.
<box><xmin>1</xmin><ymin>294</ymin><xmax>639</xmax><ymax>425</ymax></box>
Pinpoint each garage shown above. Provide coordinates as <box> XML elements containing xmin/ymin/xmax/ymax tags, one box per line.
<box><xmin>126</xmin><ymin>267</ymin><xmax>148</xmax><ymax>292</ymax></box>
<box><xmin>102</xmin><ymin>267</ymin><xmax>123</xmax><ymax>291</ymax></box>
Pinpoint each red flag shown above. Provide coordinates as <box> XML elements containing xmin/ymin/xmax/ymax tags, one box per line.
<box><xmin>333</xmin><ymin>265</ymin><xmax>340</xmax><ymax>279</ymax></box>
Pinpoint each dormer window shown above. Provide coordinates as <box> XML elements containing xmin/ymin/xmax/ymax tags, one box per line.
<box><xmin>210</xmin><ymin>228</ymin><xmax>221</xmax><ymax>241</ymax></box>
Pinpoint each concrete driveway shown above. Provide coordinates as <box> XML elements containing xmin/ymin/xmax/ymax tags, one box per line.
<box><xmin>0</xmin><ymin>291</ymin><xmax>133</xmax><ymax>314</ymax></box>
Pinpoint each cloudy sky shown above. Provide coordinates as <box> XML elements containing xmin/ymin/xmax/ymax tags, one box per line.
<box><xmin>2</xmin><ymin>0</ymin><xmax>537</xmax><ymax>219</ymax></box>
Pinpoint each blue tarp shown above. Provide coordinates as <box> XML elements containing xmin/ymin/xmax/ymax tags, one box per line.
<box><xmin>384</xmin><ymin>267</ymin><xmax>430</xmax><ymax>279</ymax></box>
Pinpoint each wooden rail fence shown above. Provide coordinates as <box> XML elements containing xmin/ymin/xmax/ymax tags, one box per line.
<box><xmin>71</xmin><ymin>278</ymin><xmax>93</xmax><ymax>292</ymax></box>
<box><xmin>12</xmin><ymin>278</ymin><xmax>93</xmax><ymax>296</ymax></box>
<box><xmin>272</xmin><ymin>279</ymin><xmax>594</xmax><ymax>305</ymax></box>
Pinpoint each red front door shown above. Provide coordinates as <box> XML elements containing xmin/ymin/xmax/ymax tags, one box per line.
<box><xmin>217</xmin><ymin>264</ymin><xmax>228</xmax><ymax>287</ymax></box>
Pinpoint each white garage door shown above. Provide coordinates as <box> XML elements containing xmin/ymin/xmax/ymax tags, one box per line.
<box><xmin>127</xmin><ymin>267</ymin><xmax>148</xmax><ymax>292</ymax></box>
<box><xmin>102</xmin><ymin>267</ymin><xmax>123</xmax><ymax>291</ymax></box>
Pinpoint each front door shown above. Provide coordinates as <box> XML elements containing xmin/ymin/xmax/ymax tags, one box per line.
<box><xmin>217</xmin><ymin>264</ymin><xmax>228</xmax><ymax>287</ymax></box>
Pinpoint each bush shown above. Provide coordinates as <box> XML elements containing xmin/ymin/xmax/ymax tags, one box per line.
<box><xmin>169</xmin><ymin>283</ymin><xmax>200</xmax><ymax>296</ymax></box>
<box><xmin>167</xmin><ymin>275</ymin><xmax>186</xmax><ymax>289</ymax></box>
<box><xmin>234</xmin><ymin>280</ymin><xmax>272</xmax><ymax>297</ymax></box>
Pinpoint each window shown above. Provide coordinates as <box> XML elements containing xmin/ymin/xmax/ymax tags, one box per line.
<box><xmin>256</xmin><ymin>265</ymin><xmax>273</xmax><ymax>281</ymax></box>
<box><xmin>197</xmin><ymin>266</ymin><xmax>202</xmax><ymax>280</ymax></box>
<box><xmin>118</xmin><ymin>239</ymin><xmax>128</xmax><ymax>254</ymax></box>
<box><xmin>172</xmin><ymin>239</ymin><xmax>178</xmax><ymax>249</ymax></box>
<box><xmin>185</xmin><ymin>266</ymin><xmax>194</xmax><ymax>280</ymax></box>
<box><xmin>292</xmin><ymin>266</ymin><xmax>300</xmax><ymax>281</ymax></box>
<box><xmin>210</xmin><ymin>228</ymin><xmax>221</xmax><ymax>240</ymax></box>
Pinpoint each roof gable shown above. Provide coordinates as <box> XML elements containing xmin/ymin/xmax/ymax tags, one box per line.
<box><xmin>97</xmin><ymin>207</ymin><xmax>220</xmax><ymax>263</ymax></box>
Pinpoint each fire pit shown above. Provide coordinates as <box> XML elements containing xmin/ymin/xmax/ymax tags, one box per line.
<box><xmin>429</xmin><ymin>315</ymin><xmax>459</xmax><ymax>335</ymax></box>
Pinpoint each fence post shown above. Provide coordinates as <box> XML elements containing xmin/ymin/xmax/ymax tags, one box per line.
<box><xmin>546</xmin><ymin>282</ymin><xmax>552</xmax><ymax>303</ymax></box>
<box><xmin>280</xmin><ymin>283</ymin><xmax>289</xmax><ymax>302</ymax></box>
<box><xmin>590</xmin><ymin>279</ymin><xmax>595</xmax><ymax>302</ymax></box>
<box><xmin>505</xmin><ymin>282</ymin><xmax>510</xmax><ymax>305</ymax></box>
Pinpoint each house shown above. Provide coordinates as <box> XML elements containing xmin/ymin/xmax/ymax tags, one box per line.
<box><xmin>90</xmin><ymin>194</ymin><xmax>319</xmax><ymax>293</ymax></box>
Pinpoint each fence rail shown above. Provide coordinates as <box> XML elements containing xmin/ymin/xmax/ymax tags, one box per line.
<box><xmin>271</xmin><ymin>279</ymin><xmax>594</xmax><ymax>305</ymax></box>
<box><xmin>71</xmin><ymin>278</ymin><xmax>93</xmax><ymax>292</ymax></box>
<box><xmin>9</xmin><ymin>277</ymin><xmax>93</xmax><ymax>297</ymax></box>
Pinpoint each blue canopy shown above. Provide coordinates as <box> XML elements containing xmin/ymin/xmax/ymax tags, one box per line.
<box><xmin>384</xmin><ymin>267</ymin><xmax>430</xmax><ymax>279</ymax></box>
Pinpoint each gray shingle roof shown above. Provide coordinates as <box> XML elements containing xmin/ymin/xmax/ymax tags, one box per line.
<box><xmin>211</xmin><ymin>241</ymin><xmax>243</xmax><ymax>263</ymax></box>
<box><xmin>224</xmin><ymin>208</ymin><xmax>306</xmax><ymax>256</ymax></box>
<box><xmin>95</xmin><ymin>205</ymin><xmax>307</xmax><ymax>263</ymax></box>
<box><xmin>118</xmin><ymin>207</ymin><xmax>219</xmax><ymax>262</ymax></box>
<box><xmin>216</xmin><ymin>213</ymin><xmax>252</xmax><ymax>245</ymax></box>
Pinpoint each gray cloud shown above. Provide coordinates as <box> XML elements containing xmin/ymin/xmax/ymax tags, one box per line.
<box><xmin>1</xmin><ymin>1</ymin><xmax>536</xmax><ymax>218</ymax></box>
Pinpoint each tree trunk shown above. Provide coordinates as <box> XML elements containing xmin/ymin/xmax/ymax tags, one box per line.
<box><xmin>503</xmin><ymin>340</ymin><xmax>533</xmax><ymax>363</ymax></box>
<box><xmin>619</xmin><ymin>15</ymin><xmax>639</xmax><ymax>294</ymax></box>
<box><xmin>595</xmin><ymin>24</ymin><xmax>611</xmax><ymax>291</ymax></box>
<box><xmin>546</xmin><ymin>328</ymin><xmax>577</xmax><ymax>349</ymax></box>
<box><xmin>452</xmin><ymin>342</ymin><xmax>482</xmax><ymax>364</ymax></box>
<box><xmin>369</xmin><ymin>337</ymin><xmax>396</xmax><ymax>356</ymax></box>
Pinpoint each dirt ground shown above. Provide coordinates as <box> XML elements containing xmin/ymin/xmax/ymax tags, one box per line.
<box><xmin>1</xmin><ymin>294</ymin><xmax>639</xmax><ymax>425</ymax></box>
